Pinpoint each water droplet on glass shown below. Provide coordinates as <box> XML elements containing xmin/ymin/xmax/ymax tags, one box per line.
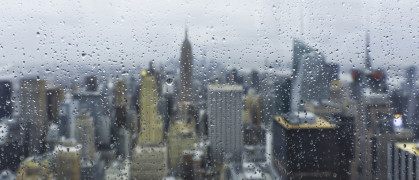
<box><xmin>166</xmin><ymin>78</ymin><xmax>173</xmax><ymax>86</ymax></box>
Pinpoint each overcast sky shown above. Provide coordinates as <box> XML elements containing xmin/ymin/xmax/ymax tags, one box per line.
<box><xmin>0</xmin><ymin>0</ymin><xmax>417</xmax><ymax>75</ymax></box>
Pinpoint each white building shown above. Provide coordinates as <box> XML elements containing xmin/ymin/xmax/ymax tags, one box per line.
<box><xmin>207</xmin><ymin>84</ymin><xmax>243</xmax><ymax>163</ymax></box>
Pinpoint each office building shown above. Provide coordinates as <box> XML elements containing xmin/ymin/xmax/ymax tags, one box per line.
<box><xmin>54</xmin><ymin>140</ymin><xmax>81</xmax><ymax>180</ymax></box>
<box><xmin>115</xmin><ymin>79</ymin><xmax>127</xmax><ymax>128</ymax></box>
<box><xmin>168</xmin><ymin>120</ymin><xmax>198</xmax><ymax>172</ymax></box>
<box><xmin>388</xmin><ymin>142</ymin><xmax>419</xmax><ymax>179</ymax></box>
<box><xmin>272</xmin><ymin>115</ymin><xmax>349</xmax><ymax>179</ymax></box>
<box><xmin>350</xmin><ymin>93</ymin><xmax>413</xmax><ymax>179</ymax></box>
<box><xmin>75</xmin><ymin>76</ymin><xmax>110</xmax><ymax>148</ymax></box>
<box><xmin>138</xmin><ymin>70</ymin><xmax>163</xmax><ymax>145</ymax></box>
<box><xmin>291</xmin><ymin>39</ymin><xmax>336</xmax><ymax>111</ymax></box>
<box><xmin>16</xmin><ymin>156</ymin><xmax>52</xmax><ymax>180</ymax></box>
<box><xmin>46</xmin><ymin>86</ymin><xmax>63</xmax><ymax>123</ymax></box>
<box><xmin>130</xmin><ymin>145</ymin><xmax>168</xmax><ymax>180</ymax></box>
<box><xmin>207</xmin><ymin>84</ymin><xmax>243</xmax><ymax>163</ymax></box>
<box><xmin>20</xmin><ymin>78</ymin><xmax>47</xmax><ymax>155</ymax></box>
<box><xmin>74</xmin><ymin>113</ymin><xmax>96</xmax><ymax>162</ymax></box>
<box><xmin>0</xmin><ymin>81</ymin><xmax>12</xmax><ymax>119</ymax></box>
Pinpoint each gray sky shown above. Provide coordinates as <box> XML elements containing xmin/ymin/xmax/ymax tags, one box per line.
<box><xmin>0</xmin><ymin>0</ymin><xmax>417</xmax><ymax>75</ymax></box>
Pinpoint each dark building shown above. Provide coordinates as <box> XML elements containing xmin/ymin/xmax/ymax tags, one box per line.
<box><xmin>274</xmin><ymin>78</ymin><xmax>291</xmax><ymax>114</ymax></box>
<box><xmin>0</xmin><ymin>81</ymin><xmax>12</xmax><ymax>119</ymax></box>
<box><xmin>179</xmin><ymin>29</ymin><xmax>194</xmax><ymax>103</ymax></box>
<box><xmin>272</xmin><ymin>116</ymin><xmax>351</xmax><ymax>179</ymax></box>
<box><xmin>227</xmin><ymin>68</ymin><xmax>243</xmax><ymax>85</ymax></box>
<box><xmin>46</xmin><ymin>87</ymin><xmax>62</xmax><ymax>123</ymax></box>
<box><xmin>85</xmin><ymin>76</ymin><xmax>98</xmax><ymax>91</ymax></box>
<box><xmin>251</xmin><ymin>70</ymin><xmax>259</xmax><ymax>92</ymax></box>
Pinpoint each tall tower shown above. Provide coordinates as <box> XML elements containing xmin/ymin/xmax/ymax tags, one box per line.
<box><xmin>138</xmin><ymin>70</ymin><xmax>163</xmax><ymax>145</ymax></box>
<box><xmin>179</xmin><ymin>29</ymin><xmax>193</xmax><ymax>103</ymax></box>
<box><xmin>74</xmin><ymin>113</ymin><xmax>96</xmax><ymax>162</ymax></box>
<box><xmin>20</xmin><ymin>78</ymin><xmax>47</xmax><ymax>155</ymax></box>
<box><xmin>365</xmin><ymin>31</ymin><xmax>372</xmax><ymax>70</ymax></box>
<box><xmin>207</xmin><ymin>84</ymin><xmax>243</xmax><ymax>163</ymax></box>
<box><xmin>0</xmin><ymin>81</ymin><xmax>12</xmax><ymax>119</ymax></box>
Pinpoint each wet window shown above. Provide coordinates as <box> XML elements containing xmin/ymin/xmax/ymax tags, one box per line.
<box><xmin>0</xmin><ymin>0</ymin><xmax>417</xmax><ymax>179</ymax></box>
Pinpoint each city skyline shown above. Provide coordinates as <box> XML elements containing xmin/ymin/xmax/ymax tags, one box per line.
<box><xmin>0</xmin><ymin>0</ymin><xmax>417</xmax><ymax>179</ymax></box>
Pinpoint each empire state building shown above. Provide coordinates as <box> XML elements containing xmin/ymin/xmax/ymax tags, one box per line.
<box><xmin>179</xmin><ymin>29</ymin><xmax>193</xmax><ymax>103</ymax></box>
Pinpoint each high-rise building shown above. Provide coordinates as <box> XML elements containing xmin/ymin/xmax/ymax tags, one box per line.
<box><xmin>74</xmin><ymin>113</ymin><xmax>96</xmax><ymax>162</ymax></box>
<box><xmin>54</xmin><ymin>140</ymin><xmax>81</xmax><ymax>180</ymax></box>
<box><xmin>405</xmin><ymin>66</ymin><xmax>417</xmax><ymax>126</ymax></box>
<box><xmin>179</xmin><ymin>29</ymin><xmax>194</xmax><ymax>103</ymax></box>
<box><xmin>75</xmin><ymin>76</ymin><xmax>110</xmax><ymax>148</ymax></box>
<box><xmin>388</xmin><ymin>142</ymin><xmax>419</xmax><ymax>179</ymax></box>
<box><xmin>271</xmin><ymin>115</ymin><xmax>349</xmax><ymax>179</ymax></box>
<box><xmin>350</xmin><ymin>94</ymin><xmax>413</xmax><ymax>179</ymax></box>
<box><xmin>291</xmin><ymin>39</ymin><xmax>335</xmax><ymax>111</ymax></box>
<box><xmin>46</xmin><ymin>86</ymin><xmax>63</xmax><ymax>123</ymax></box>
<box><xmin>130</xmin><ymin>145</ymin><xmax>168</xmax><ymax>180</ymax></box>
<box><xmin>168</xmin><ymin>120</ymin><xmax>197</xmax><ymax>173</ymax></box>
<box><xmin>0</xmin><ymin>81</ymin><xmax>12</xmax><ymax>119</ymax></box>
<box><xmin>250</xmin><ymin>70</ymin><xmax>259</xmax><ymax>92</ymax></box>
<box><xmin>138</xmin><ymin>70</ymin><xmax>163</xmax><ymax>145</ymax></box>
<box><xmin>207</xmin><ymin>84</ymin><xmax>243</xmax><ymax>163</ymax></box>
<box><xmin>115</xmin><ymin>79</ymin><xmax>127</xmax><ymax>128</ymax></box>
<box><xmin>20</xmin><ymin>78</ymin><xmax>47</xmax><ymax>155</ymax></box>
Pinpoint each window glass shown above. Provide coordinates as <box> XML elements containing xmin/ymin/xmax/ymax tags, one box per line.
<box><xmin>0</xmin><ymin>0</ymin><xmax>417</xmax><ymax>179</ymax></box>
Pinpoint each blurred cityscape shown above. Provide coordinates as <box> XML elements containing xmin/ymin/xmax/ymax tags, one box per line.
<box><xmin>0</xmin><ymin>29</ymin><xmax>417</xmax><ymax>180</ymax></box>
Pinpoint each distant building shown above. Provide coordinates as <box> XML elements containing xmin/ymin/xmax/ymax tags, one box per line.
<box><xmin>75</xmin><ymin>76</ymin><xmax>110</xmax><ymax>148</ymax></box>
<box><xmin>351</xmin><ymin>94</ymin><xmax>414</xmax><ymax>179</ymax></box>
<box><xmin>291</xmin><ymin>39</ymin><xmax>336</xmax><ymax>110</ymax></box>
<box><xmin>46</xmin><ymin>86</ymin><xmax>63</xmax><ymax>124</ymax></box>
<box><xmin>105</xmin><ymin>159</ymin><xmax>129</xmax><ymax>180</ymax></box>
<box><xmin>207</xmin><ymin>84</ymin><xmax>243</xmax><ymax>163</ymax></box>
<box><xmin>16</xmin><ymin>156</ymin><xmax>52</xmax><ymax>180</ymax></box>
<box><xmin>0</xmin><ymin>81</ymin><xmax>12</xmax><ymax>119</ymax></box>
<box><xmin>250</xmin><ymin>70</ymin><xmax>259</xmax><ymax>92</ymax></box>
<box><xmin>130</xmin><ymin>145</ymin><xmax>168</xmax><ymax>180</ymax></box>
<box><xmin>179</xmin><ymin>29</ymin><xmax>194</xmax><ymax>103</ymax></box>
<box><xmin>54</xmin><ymin>140</ymin><xmax>81</xmax><ymax>180</ymax></box>
<box><xmin>74</xmin><ymin>113</ymin><xmax>96</xmax><ymax>162</ymax></box>
<box><xmin>115</xmin><ymin>79</ymin><xmax>128</xmax><ymax>128</ymax></box>
<box><xmin>20</xmin><ymin>78</ymin><xmax>47</xmax><ymax>155</ymax></box>
<box><xmin>137</xmin><ymin>70</ymin><xmax>164</xmax><ymax>145</ymax></box>
<box><xmin>223</xmin><ymin>146</ymin><xmax>280</xmax><ymax>180</ymax></box>
<box><xmin>167</xmin><ymin>120</ymin><xmax>197</xmax><ymax>173</ymax></box>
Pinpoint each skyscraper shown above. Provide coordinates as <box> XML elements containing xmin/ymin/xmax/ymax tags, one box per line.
<box><xmin>179</xmin><ymin>29</ymin><xmax>193</xmax><ymax>103</ymax></box>
<box><xmin>0</xmin><ymin>81</ymin><xmax>12</xmax><ymax>119</ymax></box>
<box><xmin>138</xmin><ymin>70</ymin><xmax>163</xmax><ymax>145</ymax></box>
<box><xmin>74</xmin><ymin>113</ymin><xmax>96</xmax><ymax>162</ymax></box>
<box><xmin>167</xmin><ymin>120</ymin><xmax>197</xmax><ymax>172</ymax></box>
<box><xmin>20</xmin><ymin>78</ymin><xmax>47</xmax><ymax>155</ymax></box>
<box><xmin>115</xmin><ymin>79</ymin><xmax>127</xmax><ymax>127</ymax></box>
<box><xmin>207</xmin><ymin>84</ymin><xmax>243</xmax><ymax>163</ymax></box>
<box><xmin>46</xmin><ymin>86</ymin><xmax>62</xmax><ymax>123</ymax></box>
<box><xmin>290</xmin><ymin>39</ymin><xmax>335</xmax><ymax>113</ymax></box>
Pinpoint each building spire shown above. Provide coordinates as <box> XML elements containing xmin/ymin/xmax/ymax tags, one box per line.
<box><xmin>365</xmin><ymin>30</ymin><xmax>372</xmax><ymax>70</ymax></box>
<box><xmin>184</xmin><ymin>27</ymin><xmax>188</xmax><ymax>40</ymax></box>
